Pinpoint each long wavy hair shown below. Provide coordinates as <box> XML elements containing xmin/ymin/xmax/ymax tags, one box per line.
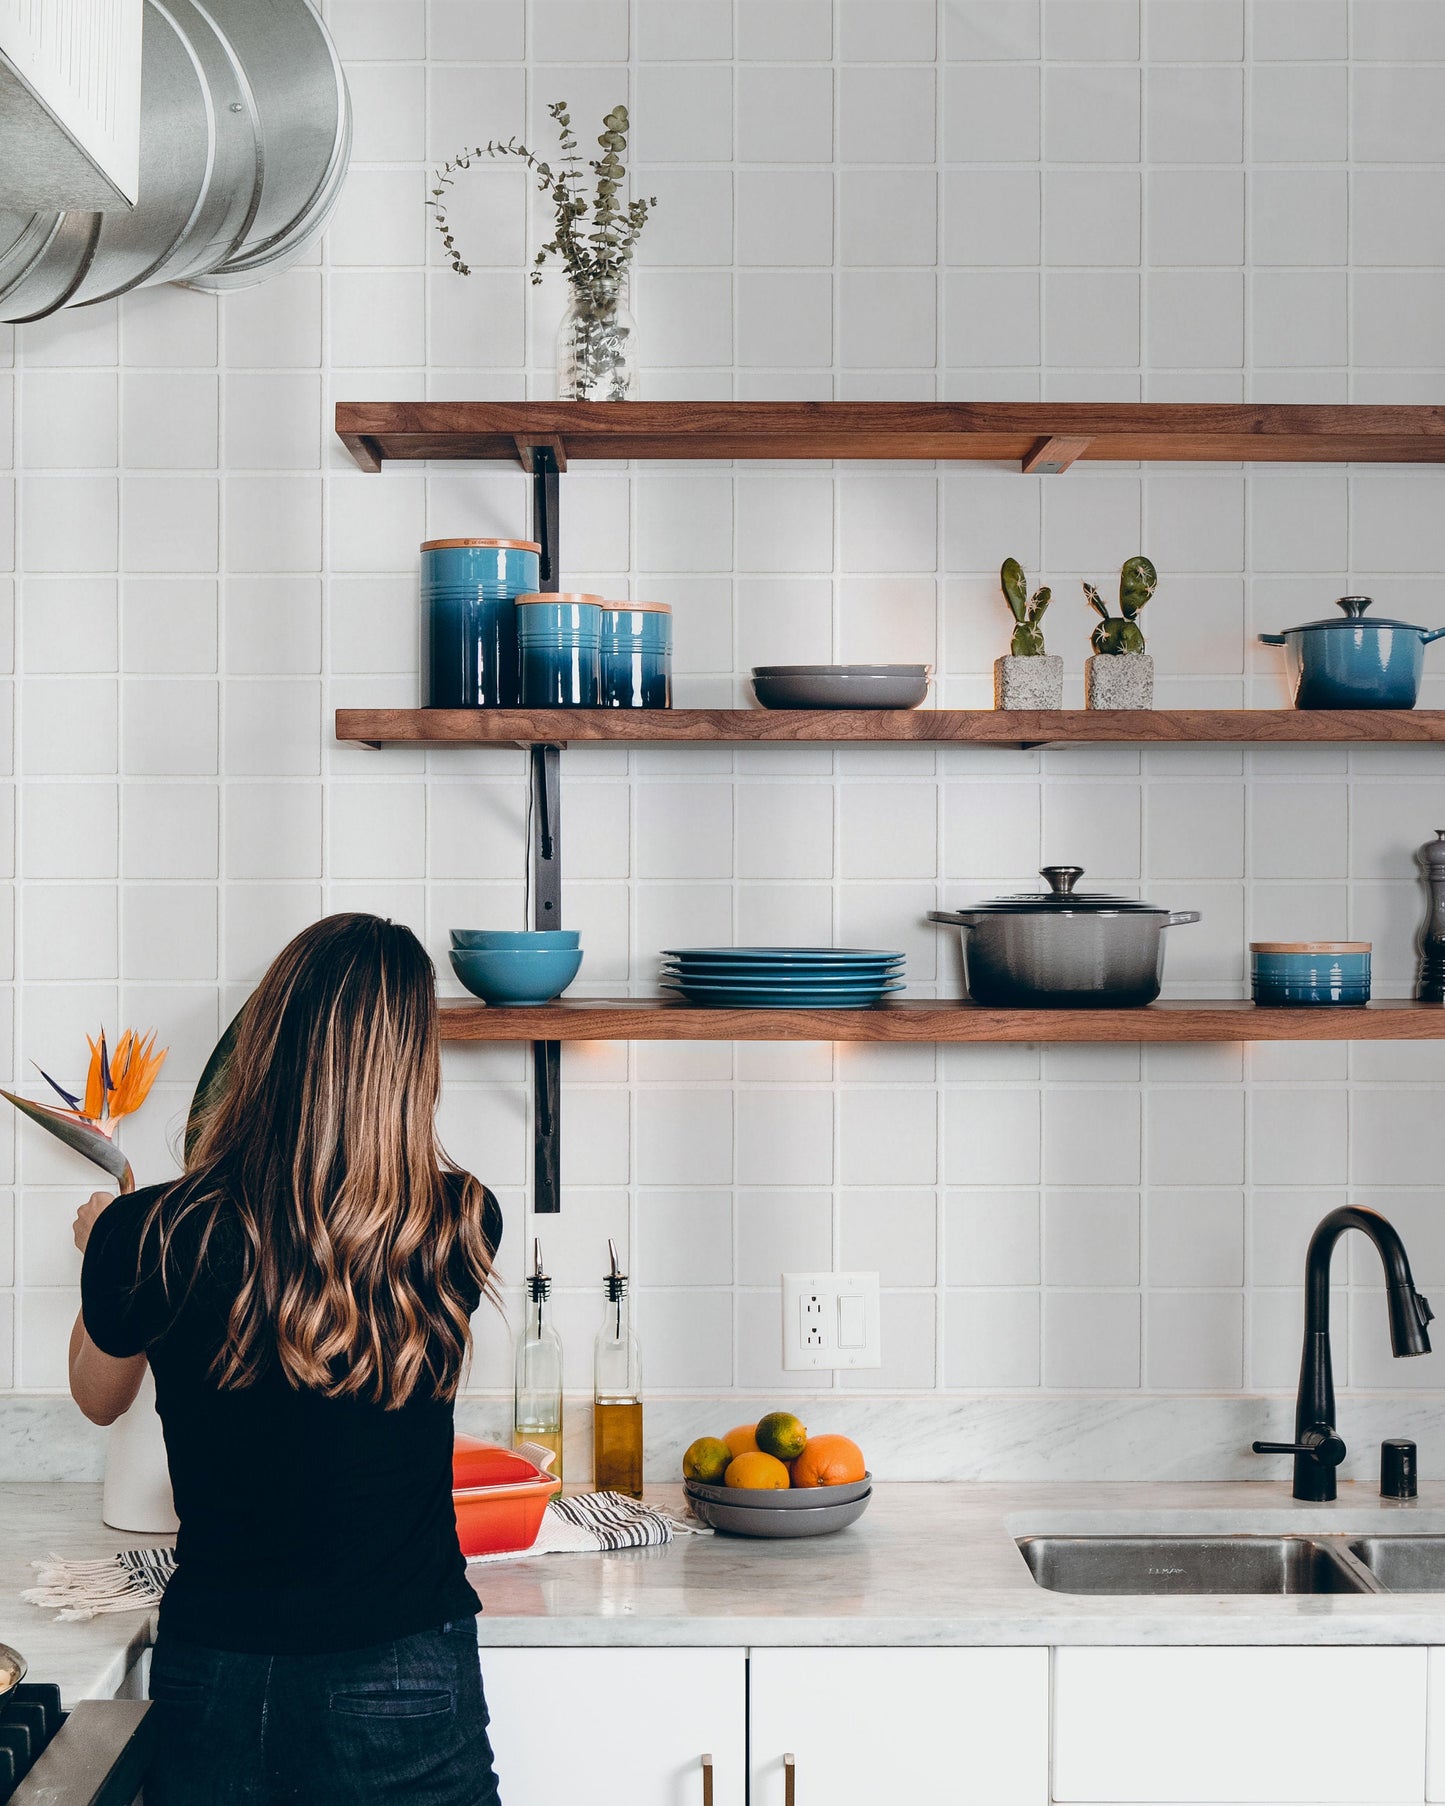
<box><xmin>154</xmin><ymin>914</ymin><xmax>495</xmax><ymax>1410</ymax></box>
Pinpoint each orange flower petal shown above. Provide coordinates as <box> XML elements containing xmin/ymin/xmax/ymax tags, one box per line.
<box><xmin>81</xmin><ymin>1036</ymin><xmax>105</xmax><ymax>1121</ymax></box>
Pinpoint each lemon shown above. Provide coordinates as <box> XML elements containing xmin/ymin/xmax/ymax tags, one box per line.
<box><xmin>682</xmin><ymin>1436</ymin><xmax>732</xmax><ymax>1485</ymax></box>
<box><xmin>724</xmin><ymin>1451</ymin><xmax>791</xmax><ymax>1490</ymax></box>
<box><xmin>756</xmin><ymin>1410</ymin><xmax>808</xmax><ymax>1462</ymax></box>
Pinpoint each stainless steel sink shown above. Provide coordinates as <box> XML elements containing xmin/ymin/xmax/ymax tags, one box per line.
<box><xmin>1349</xmin><ymin>1536</ymin><xmax>1445</xmax><ymax>1591</ymax></box>
<box><xmin>1017</xmin><ymin>1534</ymin><xmax>1377</xmax><ymax>1595</ymax></box>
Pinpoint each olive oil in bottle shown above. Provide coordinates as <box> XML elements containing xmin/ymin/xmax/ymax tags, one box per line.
<box><xmin>593</xmin><ymin>1238</ymin><xmax>643</xmax><ymax>1498</ymax></box>
<box><xmin>513</xmin><ymin>1239</ymin><xmax>564</xmax><ymax>1480</ymax></box>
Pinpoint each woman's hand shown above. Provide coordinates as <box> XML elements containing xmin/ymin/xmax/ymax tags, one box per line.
<box><xmin>73</xmin><ymin>1189</ymin><xmax>114</xmax><ymax>1255</ymax></box>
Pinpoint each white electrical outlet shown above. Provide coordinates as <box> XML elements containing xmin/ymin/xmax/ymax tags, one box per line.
<box><xmin>781</xmin><ymin>1271</ymin><xmax>882</xmax><ymax>1370</ymax></box>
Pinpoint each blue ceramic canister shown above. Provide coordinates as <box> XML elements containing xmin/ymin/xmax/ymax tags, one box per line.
<box><xmin>517</xmin><ymin>594</ymin><xmax>603</xmax><ymax>707</ymax></box>
<box><xmin>422</xmin><ymin>538</ymin><xmax>540</xmax><ymax>708</ymax></box>
<box><xmin>599</xmin><ymin>601</ymin><xmax>673</xmax><ymax>708</ymax></box>
<box><xmin>1250</xmin><ymin>941</ymin><xmax>1372</xmax><ymax>1006</ymax></box>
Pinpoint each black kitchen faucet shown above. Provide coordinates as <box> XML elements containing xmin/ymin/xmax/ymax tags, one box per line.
<box><xmin>1252</xmin><ymin>1205</ymin><xmax>1434</xmax><ymax>1502</ymax></box>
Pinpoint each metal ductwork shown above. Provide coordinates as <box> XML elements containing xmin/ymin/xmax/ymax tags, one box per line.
<box><xmin>0</xmin><ymin>0</ymin><xmax>350</xmax><ymax>321</ymax></box>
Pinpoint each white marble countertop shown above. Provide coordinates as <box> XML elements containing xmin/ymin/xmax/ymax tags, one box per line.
<box><xmin>15</xmin><ymin>1479</ymin><xmax>1445</xmax><ymax>1705</ymax></box>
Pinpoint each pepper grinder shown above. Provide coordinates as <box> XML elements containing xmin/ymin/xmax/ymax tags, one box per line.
<box><xmin>1418</xmin><ymin>831</ymin><xmax>1445</xmax><ymax>1002</ymax></box>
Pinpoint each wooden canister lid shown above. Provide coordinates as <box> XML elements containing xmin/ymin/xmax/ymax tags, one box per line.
<box><xmin>421</xmin><ymin>538</ymin><xmax>541</xmax><ymax>553</ymax></box>
<box><xmin>516</xmin><ymin>592</ymin><xmax>605</xmax><ymax>605</ymax></box>
<box><xmin>1249</xmin><ymin>941</ymin><xmax>1372</xmax><ymax>953</ymax></box>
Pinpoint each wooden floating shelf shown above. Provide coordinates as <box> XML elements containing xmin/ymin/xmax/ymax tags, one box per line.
<box><xmin>338</xmin><ymin>707</ymin><xmax>1445</xmax><ymax>750</ymax></box>
<box><xmin>440</xmin><ymin>998</ymin><xmax>1445</xmax><ymax>1043</ymax></box>
<box><xmin>335</xmin><ymin>401</ymin><xmax>1445</xmax><ymax>473</ymax></box>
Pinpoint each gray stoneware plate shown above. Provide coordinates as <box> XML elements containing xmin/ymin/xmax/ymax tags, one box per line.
<box><xmin>751</xmin><ymin>666</ymin><xmax>932</xmax><ymax>710</ymax></box>
<box><xmin>686</xmin><ymin>1489</ymin><xmax>872</xmax><ymax>1538</ymax></box>
<box><xmin>684</xmin><ymin>1473</ymin><xmax>872</xmax><ymax>1509</ymax></box>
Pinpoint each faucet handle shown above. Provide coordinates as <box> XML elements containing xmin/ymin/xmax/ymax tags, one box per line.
<box><xmin>1253</xmin><ymin>1429</ymin><xmax>1347</xmax><ymax>1468</ymax></box>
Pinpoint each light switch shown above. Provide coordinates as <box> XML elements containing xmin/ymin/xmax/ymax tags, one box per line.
<box><xmin>781</xmin><ymin>1271</ymin><xmax>882</xmax><ymax>1370</ymax></box>
<box><xmin>838</xmin><ymin>1294</ymin><xmax>867</xmax><ymax>1349</ymax></box>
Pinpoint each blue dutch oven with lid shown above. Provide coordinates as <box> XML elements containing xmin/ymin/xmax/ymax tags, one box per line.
<box><xmin>1259</xmin><ymin>594</ymin><xmax>1445</xmax><ymax>709</ymax></box>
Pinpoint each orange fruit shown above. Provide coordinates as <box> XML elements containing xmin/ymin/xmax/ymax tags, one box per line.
<box><xmin>682</xmin><ymin>1437</ymin><xmax>732</xmax><ymax>1484</ymax></box>
<box><xmin>723</xmin><ymin>1422</ymin><xmax>760</xmax><ymax>1457</ymax></box>
<box><xmin>791</xmin><ymin>1434</ymin><xmax>867</xmax><ymax>1488</ymax></box>
<box><xmin>724</xmin><ymin>1451</ymin><xmax>791</xmax><ymax>1490</ymax></box>
<box><xmin>756</xmin><ymin>1410</ymin><xmax>808</xmax><ymax>1461</ymax></box>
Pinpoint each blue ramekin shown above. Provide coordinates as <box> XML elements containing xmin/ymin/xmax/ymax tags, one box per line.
<box><xmin>1250</xmin><ymin>942</ymin><xmax>1372</xmax><ymax>1006</ymax></box>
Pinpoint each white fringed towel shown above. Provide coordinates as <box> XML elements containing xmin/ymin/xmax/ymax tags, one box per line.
<box><xmin>22</xmin><ymin>1495</ymin><xmax>706</xmax><ymax>1619</ymax></box>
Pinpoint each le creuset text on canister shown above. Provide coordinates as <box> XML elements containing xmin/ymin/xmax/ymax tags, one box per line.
<box><xmin>929</xmin><ymin>866</ymin><xmax>1201</xmax><ymax>1008</ymax></box>
<box><xmin>1258</xmin><ymin>595</ymin><xmax>1445</xmax><ymax>710</ymax></box>
<box><xmin>600</xmin><ymin>602</ymin><xmax>672</xmax><ymax>708</ymax></box>
<box><xmin>422</xmin><ymin>538</ymin><xmax>540</xmax><ymax>709</ymax></box>
<box><xmin>1250</xmin><ymin>942</ymin><xmax>1371</xmax><ymax>1006</ymax></box>
<box><xmin>517</xmin><ymin>594</ymin><xmax>604</xmax><ymax>707</ymax></box>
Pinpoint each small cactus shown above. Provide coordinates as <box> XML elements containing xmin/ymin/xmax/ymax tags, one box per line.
<box><xmin>1001</xmin><ymin>556</ymin><xmax>1052</xmax><ymax>657</ymax></box>
<box><xmin>1084</xmin><ymin>555</ymin><xmax>1157</xmax><ymax>655</ymax></box>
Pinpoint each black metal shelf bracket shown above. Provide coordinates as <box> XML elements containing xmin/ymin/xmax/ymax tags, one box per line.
<box><xmin>528</xmin><ymin>443</ymin><xmax>564</xmax><ymax>1212</ymax></box>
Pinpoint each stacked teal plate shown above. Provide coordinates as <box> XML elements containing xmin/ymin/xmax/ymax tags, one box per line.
<box><xmin>662</xmin><ymin>947</ymin><xmax>905</xmax><ymax>1008</ymax></box>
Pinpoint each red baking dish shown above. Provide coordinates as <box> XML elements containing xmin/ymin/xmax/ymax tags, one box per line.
<box><xmin>452</xmin><ymin>1436</ymin><xmax>561</xmax><ymax>1558</ymax></box>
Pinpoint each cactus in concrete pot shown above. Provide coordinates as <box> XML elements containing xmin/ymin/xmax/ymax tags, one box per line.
<box><xmin>1002</xmin><ymin>556</ymin><xmax>1052</xmax><ymax>656</ymax></box>
<box><xmin>1084</xmin><ymin>556</ymin><xmax>1157</xmax><ymax>709</ymax></box>
<box><xmin>995</xmin><ymin>557</ymin><xmax>1063</xmax><ymax>709</ymax></box>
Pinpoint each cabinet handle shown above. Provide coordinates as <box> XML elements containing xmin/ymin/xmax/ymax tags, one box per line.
<box><xmin>701</xmin><ymin>1753</ymin><xmax>713</xmax><ymax>1806</ymax></box>
<box><xmin>784</xmin><ymin>1751</ymin><xmax>796</xmax><ymax>1806</ymax></box>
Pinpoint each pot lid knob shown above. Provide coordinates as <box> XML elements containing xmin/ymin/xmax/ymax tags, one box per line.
<box><xmin>1337</xmin><ymin>595</ymin><xmax>1374</xmax><ymax>619</ymax></box>
<box><xmin>1041</xmin><ymin>864</ymin><xmax>1084</xmax><ymax>894</ymax></box>
<box><xmin>1420</xmin><ymin>830</ymin><xmax>1445</xmax><ymax>871</ymax></box>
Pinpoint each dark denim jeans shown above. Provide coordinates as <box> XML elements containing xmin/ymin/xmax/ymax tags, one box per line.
<box><xmin>146</xmin><ymin>1616</ymin><xmax>501</xmax><ymax>1805</ymax></box>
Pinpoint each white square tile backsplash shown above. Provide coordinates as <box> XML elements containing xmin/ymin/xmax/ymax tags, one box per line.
<box><xmin>2</xmin><ymin>1</ymin><xmax>1445</xmax><ymax>1471</ymax></box>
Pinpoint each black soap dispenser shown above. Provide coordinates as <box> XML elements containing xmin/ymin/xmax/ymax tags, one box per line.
<box><xmin>1417</xmin><ymin>831</ymin><xmax>1445</xmax><ymax>1001</ymax></box>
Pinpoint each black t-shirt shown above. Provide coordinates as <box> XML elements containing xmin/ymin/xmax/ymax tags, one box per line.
<box><xmin>81</xmin><ymin>1174</ymin><xmax>491</xmax><ymax>1656</ymax></box>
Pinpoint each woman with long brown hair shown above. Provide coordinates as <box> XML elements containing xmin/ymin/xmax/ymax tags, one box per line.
<box><xmin>68</xmin><ymin>914</ymin><xmax>503</xmax><ymax>1805</ymax></box>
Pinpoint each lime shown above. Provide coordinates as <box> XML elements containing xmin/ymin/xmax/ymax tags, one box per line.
<box><xmin>756</xmin><ymin>1411</ymin><xmax>808</xmax><ymax>1462</ymax></box>
<box><xmin>682</xmin><ymin>1436</ymin><xmax>732</xmax><ymax>1485</ymax></box>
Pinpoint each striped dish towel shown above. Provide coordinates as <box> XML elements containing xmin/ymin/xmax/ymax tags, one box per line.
<box><xmin>24</xmin><ymin>1547</ymin><xmax>177</xmax><ymax>1620</ymax></box>
<box><xmin>467</xmin><ymin>1491</ymin><xmax>709</xmax><ymax>1563</ymax></box>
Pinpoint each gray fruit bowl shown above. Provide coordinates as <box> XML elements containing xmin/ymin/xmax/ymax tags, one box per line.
<box><xmin>685</xmin><ymin>1487</ymin><xmax>872</xmax><ymax>1538</ymax></box>
<box><xmin>751</xmin><ymin>665</ymin><xmax>932</xmax><ymax>710</ymax></box>
<box><xmin>684</xmin><ymin>1473</ymin><xmax>872</xmax><ymax>1509</ymax></box>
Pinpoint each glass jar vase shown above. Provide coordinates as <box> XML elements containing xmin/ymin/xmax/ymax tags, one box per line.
<box><xmin>556</xmin><ymin>279</ymin><xmax>637</xmax><ymax>401</ymax></box>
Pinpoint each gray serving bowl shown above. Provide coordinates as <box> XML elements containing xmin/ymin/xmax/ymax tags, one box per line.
<box><xmin>751</xmin><ymin>665</ymin><xmax>932</xmax><ymax>710</ymax></box>
<box><xmin>684</xmin><ymin>1473</ymin><xmax>872</xmax><ymax>1509</ymax></box>
<box><xmin>685</xmin><ymin>1488</ymin><xmax>872</xmax><ymax>1538</ymax></box>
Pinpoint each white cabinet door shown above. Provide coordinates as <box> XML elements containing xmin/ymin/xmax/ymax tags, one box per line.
<box><xmin>480</xmin><ymin>1647</ymin><xmax>745</xmax><ymax>1806</ymax></box>
<box><xmin>1052</xmin><ymin>1646</ymin><xmax>1427</xmax><ymax>1803</ymax></box>
<box><xmin>749</xmin><ymin>1647</ymin><xmax>1049</xmax><ymax>1805</ymax></box>
<box><xmin>1426</xmin><ymin>1647</ymin><xmax>1445</xmax><ymax>1800</ymax></box>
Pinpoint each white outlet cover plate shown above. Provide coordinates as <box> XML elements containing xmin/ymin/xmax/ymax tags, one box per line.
<box><xmin>781</xmin><ymin>1271</ymin><xmax>882</xmax><ymax>1371</ymax></box>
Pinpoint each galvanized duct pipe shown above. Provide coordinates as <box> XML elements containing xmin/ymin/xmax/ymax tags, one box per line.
<box><xmin>0</xmin><ymin>0</ymin><xmax>349</xmax><ymax>321</ymax></box>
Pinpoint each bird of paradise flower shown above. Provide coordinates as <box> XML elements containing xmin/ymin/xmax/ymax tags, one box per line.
<box><xmin>0</xmin><ymin>1028</ymin><xmax>168</xmax><ymax>1194</ymax></box>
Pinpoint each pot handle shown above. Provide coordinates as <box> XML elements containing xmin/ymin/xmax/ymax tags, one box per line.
<box><xmin>1422</xmin><ymin>628</ymin><xmax>1445</xmax><ymax>645</ymax></box>
<box><xmin>928</xmin><ymin>911</ymin><xmax>976</xmax><ymax>930</ymax></box>
<box><xmin>1256</xmin><ymin>633</ymin><xmax>1287</xmax><ymax>646</ymax></box>
<box><xmin>1163</xmin><ymin>910</ymin><xmax>1202</xmax><ymax>929</ymax></box>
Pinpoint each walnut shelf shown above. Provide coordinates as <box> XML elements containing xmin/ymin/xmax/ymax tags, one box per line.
<box><xmin>335</xmin><ymin>401</ymin><xmax>1445</xmax><ymax>473</ymax></box>
<box><xmin>338</xmin><ymin>707</ymin><xmax>1445</xmax><ymax>750</ymax></box>
<box><xmin>440</xmin><ymin>998</ymin><xmax>1445</xmax><ymax>1043</ymax></box>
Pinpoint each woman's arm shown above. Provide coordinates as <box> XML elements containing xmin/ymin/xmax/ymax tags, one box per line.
<box><xmin>70</xmin><ymin>1190</ymin><xmax>147</xmax><ymax>1426</ymax></box>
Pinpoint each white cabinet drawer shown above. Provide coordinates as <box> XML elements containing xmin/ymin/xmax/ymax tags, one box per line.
<box><xmin>480</xmin><ymin>1647</ymin><xmax>745</xmax><ymax>1806</ymax></box>
<box><xmin>1051</xmin><ymin>1646</ymin><xmax>1427</xmax><ymax>1803</ymax></box>
<box><xmin>750</xmin><ymin>1646</ymin><xmax>1048</xmax><ymax>1805</ymax></box>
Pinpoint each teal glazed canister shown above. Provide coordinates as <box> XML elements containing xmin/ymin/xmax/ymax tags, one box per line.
<box><xmin>423</xmin><ymin>538</ymin><xmax>540</xmax><ymax>709</ymax></box>
<box><xmin>517</xmin><ymin>594</ymin><xmax>603</xmax><ymax>706</ymax></box>
<box><xmin>600</xmin><ymin>601</ymin><xmax>673</xmax><ymax>708</ymax></box>
<box><xmin>1250</xmin><ymin>941</ymin><xmax>1372</xmax><ymax>1006</ymax></box>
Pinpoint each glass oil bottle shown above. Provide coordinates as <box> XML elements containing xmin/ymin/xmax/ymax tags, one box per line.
<box><xmin>513</xmin><ymin>1239</ymin><xmax>564</xmax><ymax>1480</ymax></box>
<box><xmin>593</xmin><ymin>1238</ymin><xmax>643</xmax><ymax>1497</ymax></box>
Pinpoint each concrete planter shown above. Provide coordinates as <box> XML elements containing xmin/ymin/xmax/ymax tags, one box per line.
<box><xmin>1086</xmin><ymin>652</ymin><xmax>1154</xmax><ymax>710</ymax></box>
<box><xmin>994</xmin><ymin>654</ymin><xmax>1064</xmax><ymax>710</ymax></box>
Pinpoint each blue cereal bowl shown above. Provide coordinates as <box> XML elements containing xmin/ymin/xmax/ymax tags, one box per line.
<box><xmin>1250</xmin><ymin>941</ymin><xmax>1371</xmax><ymax>1006</ymax></box>
<box><xmin>449</xmin><ymin>947</ymin><xmax>583</xmax><ymax>1005</ymax></box>
<box><xmin>450</xmin><ymin>929</ymin><xmax>581</xmax><ymax>950</ymax></box>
